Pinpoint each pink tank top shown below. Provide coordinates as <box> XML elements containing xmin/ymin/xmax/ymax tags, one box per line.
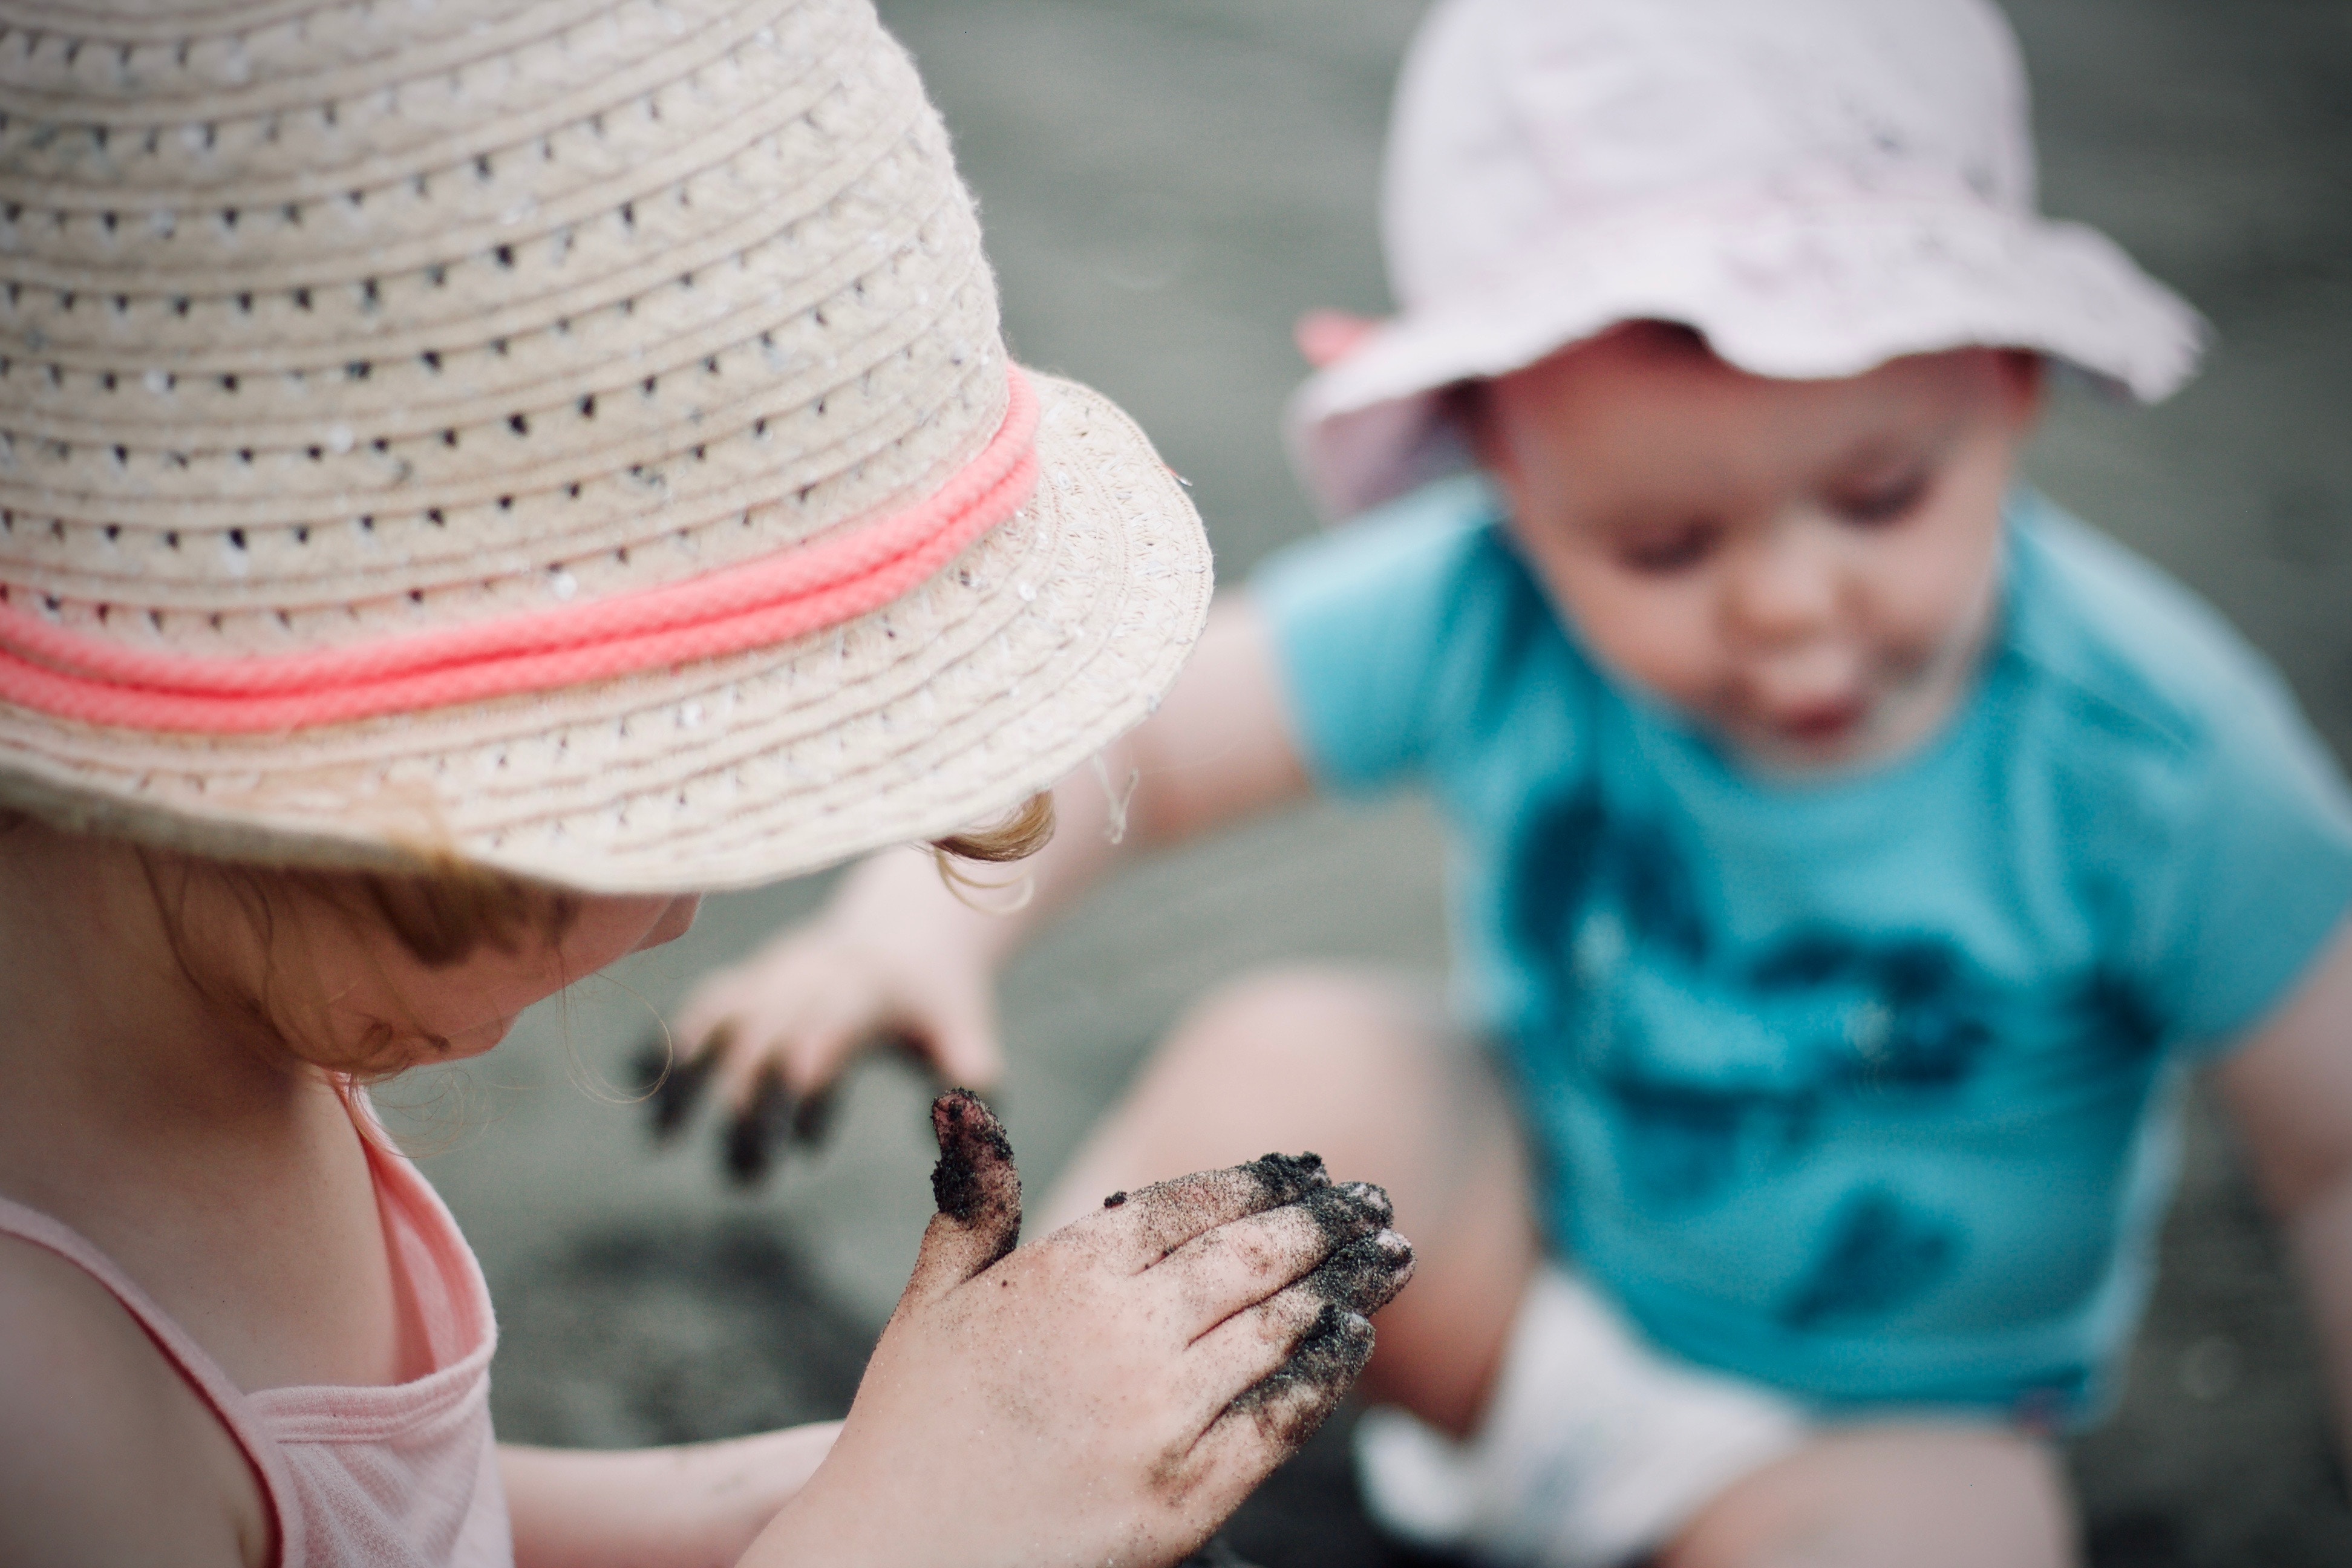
<box><xmin>0</xmin><ymin>1136</ymin><xmax>511</xmax><ymax>1567</ymax></box>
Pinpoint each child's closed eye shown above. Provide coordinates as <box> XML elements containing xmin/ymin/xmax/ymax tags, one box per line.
<box><xmin>1828</xmin><ymin>464</ymin><xmax>1934</xmax><ymax>528</ymax></box>
<box><xmin>1615</xmin><ymin>519</ymin><xmax>1724</xmax><ymax>575</ymax></box>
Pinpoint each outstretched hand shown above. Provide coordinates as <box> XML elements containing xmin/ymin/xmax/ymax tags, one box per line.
<box><xmin>750</xmin><ymin>1091</ymin><xmax>1413</xmax><ymax>1568</ymax></box>
<box><xmin>646</xmin><ymin>869</ymin><xmax>1006</xmax><ymax>1184</ymax></box>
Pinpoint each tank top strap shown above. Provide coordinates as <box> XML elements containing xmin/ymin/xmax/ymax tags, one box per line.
<box><xmin>0</xmin><ymin>1194</ymin><xmax>301</xmax><ymax>1563</ymax></box>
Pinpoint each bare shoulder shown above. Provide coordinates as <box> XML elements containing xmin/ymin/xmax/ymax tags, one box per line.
<box><xmin>0</xmin><ymin>1233</ymin><xmax>266</xmax><ymax>1568</ymax></box>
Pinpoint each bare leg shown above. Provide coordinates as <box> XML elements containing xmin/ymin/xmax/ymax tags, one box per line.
<box><xmin>1662</xmin><ymin>1423</ymin><xmax>2078</xmax><ymax>1568</ymax></box>
<box><xmin>1044</xmin><ymin>965</ymin><xmax>1538</xmax><ymax>1436</ymax></box>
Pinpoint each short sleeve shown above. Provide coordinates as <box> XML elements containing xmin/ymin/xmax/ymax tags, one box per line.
<box><xmin>1250</xmin><ymin>476</ymin><xmax>1520</xmax><ymax>793</ymax></box>
<box><xmin>2148</xmin><ymin>690</ymin><xmax>2352</xmax><ymax>1051</ymax></box>
<box><xmin>2007</xmin><ymin>500</ymin><xmax>2352</xmax><ymax>1053</ymax></box>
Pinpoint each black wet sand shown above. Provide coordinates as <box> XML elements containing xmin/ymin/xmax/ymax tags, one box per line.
<box><xmin>383</xmin><ymin>2</ymin><xmax>2352</xmax><ymax>1562</ymax></box>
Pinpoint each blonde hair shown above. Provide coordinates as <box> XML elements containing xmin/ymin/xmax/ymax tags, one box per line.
<box><xmin>928</xmin><ymin>791</ymin><xmax>1057</xmax><ymax>909</ymax></box>
<box><xmin>929</xmin><ymin>791</ymin><xmax>1056</xmax><ymax>865</ymax></box>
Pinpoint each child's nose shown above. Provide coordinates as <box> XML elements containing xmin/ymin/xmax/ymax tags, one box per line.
<box><xmin>634</xmin><ymin>894</ymin><xmax>704</xmax><ymax>953</ymax></box>
<box><xmin>1723</xmin><ymin>521</ymin><xmax>1842</xmax><ymax>646</ymax></box>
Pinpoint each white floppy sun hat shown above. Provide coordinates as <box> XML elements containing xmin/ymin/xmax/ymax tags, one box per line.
<box><xmin>1289</xmin><ymin>0</ymin><xmax>2209</xmax><ymax>519</ymax></box>
<box><xmin>0</xmin><ymin>0</ymin><xmax>1210</xmax><ymax>893</ymax></box>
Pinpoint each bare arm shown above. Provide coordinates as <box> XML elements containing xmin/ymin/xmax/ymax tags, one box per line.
<box><xmin>2215</xmin><ymin>914</ymin><xmax>2352</xmax><ymax>1466</ymax></box>
<box><xmin>985</xmin><ymin>589</ymin><xmax>1312</xmax><ymax>943</ymax></box>
<box><xmin>504</xmin><ymin>1423</ymin><xmax>840</xmax><ymax>1568</ymax></box>
<box><xmin>0</xmin><ymin>1241</ymin><xmax>835</xmax><ymax>1568</ymax></box>
<box><xmin>0</xmin><ymin>1238</ymin><xmax>267</xmax><ymax>1568</ymax></box>
<box><xmin>834</xmin><ymin>591</ymin><xmax>1307</xmax><ymax>965</ymax></box>
<box><xmin>674</xmin><ymin>594</ymin><xmax>1310</xmax><ymax>1103</ymax></box>
<box><xmin>513</xmin><ymin>1095</ymin><xmax>1406</xmax><ymax>1568</ymax></box>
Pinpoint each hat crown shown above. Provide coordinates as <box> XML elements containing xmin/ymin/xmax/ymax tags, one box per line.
<box><xmin>0</xmin><ymin>0</ymin><xmax>1007</xmax><ymax>660</ymax></box>
<box><xmin>0</xmin><ymin>0</ymin><xmax>1215</xmax><ymax>894</ymax></box>
<box><xmin>1383</xmin><ymin>0</ymin><xmax>2034</xmax><ymax>309</ymax></box>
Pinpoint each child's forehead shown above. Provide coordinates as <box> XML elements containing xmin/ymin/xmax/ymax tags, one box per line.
<box><xmin>1503</xmin><ymin>325</ymin><xmax>2001</xmax><ymax>423</ymax></box>
<box><xmin>1488</xmin><ymin>328</ymin><xmax>2010</xmax><ymax>487</ymax></box>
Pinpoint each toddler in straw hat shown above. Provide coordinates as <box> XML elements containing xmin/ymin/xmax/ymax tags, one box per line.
<box><xmin>0</xmin><ymin>2</ymin><xmax>1418</xmax><ymax>1565</ymax></box>
<box><xmin>670</xmin><ymin>1</ymin><xmax>2352</xmax><ymax>1564</ymax></box>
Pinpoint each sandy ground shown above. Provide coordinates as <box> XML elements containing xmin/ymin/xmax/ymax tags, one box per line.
<box><xmin>382</xmin><ymin>2</ymin><xmax>2352</xmax><ymax>1561</ymax></box>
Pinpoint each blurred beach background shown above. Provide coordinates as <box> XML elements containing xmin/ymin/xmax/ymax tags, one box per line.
<box><xmin>380</xmin><ymin>2</ymin><xmax>2352</xmax><ymax>1561</ymax></box>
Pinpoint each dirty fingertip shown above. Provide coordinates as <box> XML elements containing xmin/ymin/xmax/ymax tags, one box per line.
<box><xmin>928</xmin><ymin>1088</ymin><xmax>1022</xmax><ymax>1232</ymax></box>
<box><xmin>1230</xmin><ymin>1300</ymin><xmax>1377</xmax><ymax>1456</ymax></box>
<box><xmin>1335</xmin><ymin>1180</ymin><xmax>1394</xmax><ymax>1223</ymax></box>
<box><xmin>1236</xmin><ymin>1150</ymin><xmax>1329</xmax><ymax>1204</ymax></box>
<box><xmin>1298</xmin><ymin>1183</ymin><xmax>1394</xmax><ymax>1240</ymax></box>
<box><xmin>791</xmin><ymin>1081</ymin><xmax>838</xmax><ymax>1146</ymax></box>
<box><xmin>641</xmin><ymin>1033</ymin><xmax>723</xmax><ymax>1140</ymax></box>
<box><xmin>723</xmin><ymin>1066</ymin><xmax>794</xmax><ymax>1187</ymax></box>
<box><xmin>1303</xmin><ymin>1230</ymin><xmax>1417</xmax><ymax>1316</ymax></box>
<box><xmin>684</xmin><ymin>1020</ymin><xmax>735</xmax><ymax>1076</ymax></box>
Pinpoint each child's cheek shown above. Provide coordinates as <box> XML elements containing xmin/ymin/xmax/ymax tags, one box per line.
<box><xmin>1874</xmin><ymin>509</ymin><xmax>2004</xmax><ymax>668</ymax></box>
<box><xmin>1886</xmin><ymin>437</ymin><xmax>2012</xmax><ymax>642</ymax></box>
<box><xmin>1547</xmin><ymin>557</ymin><xmax>1723</xmax><ymax>710</ymax></box>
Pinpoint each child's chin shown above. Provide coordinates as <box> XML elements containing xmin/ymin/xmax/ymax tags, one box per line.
<box><xmin>1723</xmin><ymin>713</ymin><xmax>1878</xmax><ymax>775</ymax></box>
<box><xmin>440</xmin><ymin>1017</ymin><xmax>517</xmax><ymax>1060</ymax></box>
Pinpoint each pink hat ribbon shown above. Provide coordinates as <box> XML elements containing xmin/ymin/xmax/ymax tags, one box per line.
<box><xmin>0</xmin><ymin>368</ymin><xmax>1040</xmax><ymax>735</ymax></box>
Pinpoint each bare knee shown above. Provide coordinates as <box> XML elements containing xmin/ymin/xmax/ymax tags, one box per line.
<box><xmin>1113</xmin><ymin>964</ymin><xmax>1460</xmax><ymax>1186</ymax></box>
<box><xmin>1044</xmin><ymin>963</ymin><xmax>1506</xmax><ymax>1226</ymax></box>
<box><xmin>1663</xmin><ymin>1423</ymin><xmax>2077</xmax><ymax>1568</ymax></box>
<box><xmin>1162</xmin><ymin>964</ymin><xmax>1436</xmax><ymax>1083</ymax></box>
<box><xmin>1154</xmin><ymin>968</ymin><xmax>1536</xmax><ymax>1432</ymax></box>
<box><xmin>1039</xmin><ymin>965</ymin><xmax>1442</xmax><ymax>1228</ymax></box>
<box><xmin>1049</xmin><ymin>963</ymin><xmax>1535</xmax><ymax>1427</ymax></box>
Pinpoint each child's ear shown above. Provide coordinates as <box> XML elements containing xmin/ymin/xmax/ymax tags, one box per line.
<box><xmin>1998</xmin><ymin>349</ymin><xmax>2047</xmax><ymax>430</ymax></box>
<box><xmin>1451</xmin><ymin>379</ymin><xmax>1511</xmax><ymax>481</ymax></box>
<box><xmin>1457</xmin><ymin>379</ymin><xmax>1543</xmax><ymax>525</ymax></box>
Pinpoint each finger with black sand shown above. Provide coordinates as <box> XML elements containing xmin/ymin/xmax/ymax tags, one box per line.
<box><xmin>791</xmin><ymin>1079</ymin><xmax>837</xmax><ymax>1145</ymax></box>
<box><xmin>1330</xmin><ymin>1178</ymin><xmax>1393</xmax><ymax>1224</ymax></box>
<box><xmin>723</xmin><ymin>1063</ymin><xmax>794</xmax><ymax>1186</ymax></box>
<box><xmin>1178</xmin><ymin>1222</ymin><xmax>1413</xmax><ymax>1425</ymax></box>
<box><xmin>1089</xmin><ymin>1151</ymin><xmax>1333</xmax><ymax>1272</ymax></box>
<box><xmin>899</xmin><ymin>1088</ymin><xmax>1022</xmax><ymax>1303</ymax></box>
<box><xmin>1227</xmin><ymin>1297</ymin><xmax>1379</xmax><ymax>1445</ymax></box>
<box><xmin>1165</xmin><ymin>1300</ymin><xmax>1381</xmax><ymax>1519</ymax></box>
<box><xmin>1299</xmin><ymin>1225</ymin><xmax>1417</xmax><ymax>1318</ymax></box>
<box><xmin>1155</xmin><ymin>1183</ymin><xmax>1397</xmax><ymax>1341</ymax></box>
<box><xmin>1181</xmin><ymin>1282</ymin><xmax>1364</xmax><ymax>1421</ymax></box>
<box><xmin>634</xmin><ymin>1028</ymin><xmax>724</xmax><ymax>1141</ymax></box>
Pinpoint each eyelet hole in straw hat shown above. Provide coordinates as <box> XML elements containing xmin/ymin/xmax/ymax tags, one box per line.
<box><xmin>0</xmin><ymin>0</ymin><xmax>1210</xmax><ymax>894</ymax></box>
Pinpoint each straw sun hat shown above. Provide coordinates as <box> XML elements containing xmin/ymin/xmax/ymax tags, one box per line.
<box><xmin>0</xmin><ymin>0</ymin><xmax>1210</xmax><ymax>893</ymax></box>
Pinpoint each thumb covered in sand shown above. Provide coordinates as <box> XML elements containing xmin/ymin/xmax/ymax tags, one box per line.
<box><xmin>901</xmin><ymin>1088</ymin><xmax>1024</xmax><ymax>1303</ymax></box>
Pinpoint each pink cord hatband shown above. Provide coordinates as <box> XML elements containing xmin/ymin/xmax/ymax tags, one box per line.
<box><xmin>0</xmin><ymin>369</ymin><xmax>1040</xmax><ymax>734</ymax></box>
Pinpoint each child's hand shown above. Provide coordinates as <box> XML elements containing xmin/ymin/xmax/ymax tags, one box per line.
<box><xmin>755</xmin><ymin>1091</ymin><xmax>1414</xmax><ymax>1568</ymax></box>
<box><xmin>648</xmin><ymin>881</ymin><xmax>1003</xmax><ymax>1183</ymax></box>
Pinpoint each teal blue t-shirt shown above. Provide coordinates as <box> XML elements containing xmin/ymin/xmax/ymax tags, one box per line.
<box><xmin>1253</xmin><ymin>477</ymin><xmax>2352</xmax><ymax>1422</ymax></box>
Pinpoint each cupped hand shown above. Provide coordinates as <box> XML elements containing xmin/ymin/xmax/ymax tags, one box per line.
<box><xmin>752</xmin><ymin>1092</ymin><xmax>1414</xmax><ymax>1568</ymax></box>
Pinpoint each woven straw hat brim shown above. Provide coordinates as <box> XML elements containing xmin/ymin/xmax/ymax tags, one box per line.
<box><xmin>0</xmin><ymin>371</ymin><xmax>1209</xmax><ymax>893</ymax></box>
